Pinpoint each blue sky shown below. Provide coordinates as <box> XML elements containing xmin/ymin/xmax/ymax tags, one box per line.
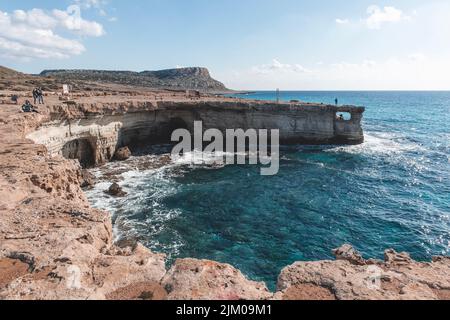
<box><xmin>1</xmin><ymin>0</ymin><xmax>449</xmax><ymax>89</ymax></box>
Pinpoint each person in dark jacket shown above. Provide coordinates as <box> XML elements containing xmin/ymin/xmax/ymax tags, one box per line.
<box><xmin>11</xmin><ymin>95</ymin><xmax>18</xmax><ymax>105</ymax></box>
<box><xmin>22</xmin><ymin>100</ymin><xmax>38</xmax><ymax>113</ymax></box>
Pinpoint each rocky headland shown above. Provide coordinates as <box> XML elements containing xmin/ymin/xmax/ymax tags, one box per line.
<box><xmin>0</xmin><ymin>67</ymin><xmax>449</xmax><ymax>300</ymax></box>
<box><xmin>40</xmin><ymin>67</ymin><xmax>229</xmax><ymax>92</ymax></box>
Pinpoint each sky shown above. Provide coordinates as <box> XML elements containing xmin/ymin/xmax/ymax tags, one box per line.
<box><xmin>1</xmin><ymin>0</ymin><xmax>450</xmax><ymax>90</ymax></box>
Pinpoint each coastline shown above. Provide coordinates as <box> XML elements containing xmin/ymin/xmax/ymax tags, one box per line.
<box><xmin>1</xmin><ymin>91</ymin><xmax>449</xmax><ymax>300</ymax></box>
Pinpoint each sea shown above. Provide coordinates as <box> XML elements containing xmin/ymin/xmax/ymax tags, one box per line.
<box><xmin>86</xmin><ymin>91</ymin><xmax>450</xmax><ymax>290</ymax></box>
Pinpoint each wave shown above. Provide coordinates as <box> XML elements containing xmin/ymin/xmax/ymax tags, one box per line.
<box><xmin>327</xmin><ymin>132</ymin><xmax>428</xmax><ymax>156</ymax></box>
<box><xmin>86</xmin><ymin>156</ymin><xmax>185</xmax><ymax>253</ymax></box>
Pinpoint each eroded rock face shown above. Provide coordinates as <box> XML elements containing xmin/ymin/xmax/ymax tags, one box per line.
<box><xmin>26</xmin><ymin>99</ymin><xmax>365</xmax><ymax>169</ymax></box>
<box><xmin>161</xmin><ymin>259</ymin><xmax>272</xmax><ymax>300</ymax></box>
<box><xmin>276</xmin><ymin>246</ymin><xmax>450</xmax><ymax>300</ymax></box>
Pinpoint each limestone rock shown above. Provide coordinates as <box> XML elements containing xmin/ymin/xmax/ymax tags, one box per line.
<box><xmin>161</xmin><ymin>259</ymin><xmax>272</xmax><ymax>300</ymax></box>
<box><xmin>88</xmin><ymin>244</ymin><xmax>167</xmax><ymax>299</ymax></box>
<box><xmin>273</xmin><ymin>283</ymin><xmax>336</xmax><ymax>300</ymax></box>
<box><xmin>106</xmin><ymin>281</ymin><xmax>168</xmax><ymax>300</ymax></box>
<box><xmin>105</xmin><ymin>183</ymin><xmax>127</xmax><ymax>197</ymax></box>
<box><xmin>277</xmin><ymin>246</ymin><xmax>450</xmax><ymax>300</ymax></box>
<box><xmin>80</xmin><ymin>169</ymin><xmax>95</xmax><ymax>188</ymax></box>
<box><xmin>384</xmin><ymin>249</ymin><xmax>413</xmax><ymax>266</ymax></box>
<box><xmin>0</xmin><ymin>258</ymin><xmax>30</xmax><ymax>289</ymax></box>
<box><xmin>27</xmin><ymin>98</ymin><xmax>365</xmax><ymax>169</ymax></box>
<box><xmin>333</xmin><ymin>244</ymin><xmax>366</xmax><ymax>265</ymax></box>
<box><xmin>114</xmin><ymin>147</ymin><xmax>131</xmax><ymax>161</ymax></box>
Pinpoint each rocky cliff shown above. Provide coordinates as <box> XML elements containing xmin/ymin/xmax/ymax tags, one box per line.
<box><xmin>25</xmin><ymin>96</ymin><xmax>365</xmax><ymax>168</ymax></box>
<box><xmin>0</xmin><ymin>89</ymin><xmax>449</xmax><ymax>300</ymax></box>
<box><xmin>40</xmin><ymin>67</ymin><xmax>229</xmax><ymax>92</ymax></box>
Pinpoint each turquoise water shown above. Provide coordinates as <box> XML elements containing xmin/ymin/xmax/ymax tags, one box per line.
<box><xmin>88</xmin><ymin>91</ymin><xmax>450</xmax><ymax>290</ymax></box>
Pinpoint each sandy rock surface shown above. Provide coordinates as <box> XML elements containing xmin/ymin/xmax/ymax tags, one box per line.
<box><xmin>161</xmin><ymin>259</ymin><xmax>272</xmax><ymax>300</ymax></box>
<box><xmin>276</xmin><ymin>245</ymin><xmax>450</xmax><ymax>300</ymax></box>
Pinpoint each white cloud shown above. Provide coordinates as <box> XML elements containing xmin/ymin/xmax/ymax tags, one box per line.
<box><xmin>75</xmin><ymin>0</ymin><xmax>116</xmax><ymax>22</ymax></box>
<box><xmin>221</xmin><ymin>54</ymin><xmax>450</xmax><ymax>90</ymax></box>
<box><xmin>408</xmin><ymin>53</ymin><xmax>426</xmax><ymax>62</ymax></box>
<box><xmin>75</xmin><ymin>0</ymin><xmax>108</xmax><ymax>10</ymax></box>
<box><xmin>222</xmin><ymin>3</ymin><xmax>450</xmax><ymax>90</ymax></box>
<box><xmin>53</xmin><ymin>7</ymin><xmax>105</xmax><ymax>37</ymax></box>
<box><xmin>0</xmin><ymin>37</ymin><xmax>73</xmax><ymax>60</ymax></box>
<box><xmin>0</xmin><ymin>5</ymin><xmax>105</xmax><ymax>61</ymax></box>
<box><xmin>365</xmin><ymin>6</ymin><xmax>411</xmax><ymax>29</ymax></box>
<box><xmin>10</xmin><ymin>6</ymin><xmax>105</xmax><ymax>37</ymax></box>
<box><xmin>332</xmin><ymin>59</ymin><xmax>377</xmax><ymax>70</ymax></box>
<box><xmin>12</xmin><ymin>9</ymin><xmax>58</xmax><ymax>29</ymax></box>
<box><xmin>252</xmin><ymin>59</ymin><xmax>312</xmax><ymax>75</ymax></box>
<box><xmin>336</xmin><ymin>18</ymin><xmax>349</xmax><ymax>25</ymax></box>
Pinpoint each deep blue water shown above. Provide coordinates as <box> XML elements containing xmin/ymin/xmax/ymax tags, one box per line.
<box><xmin>87</xmin><ymin>91</ymin><xmax>450</xmax><ymax>290</ymax></box>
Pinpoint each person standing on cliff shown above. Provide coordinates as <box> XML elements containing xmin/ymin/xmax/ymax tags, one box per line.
<box><xmin>335</xmin><ymin>98</ymin><xmax>338</xmax><ymax>106</ymax></box>
<box><xmin>33</xmin><ymin>88</ymin><xmax>38</xmax><ymax>104</ymax></box>
<box><xmin>37</xmin><ymin>87</ymin><xmax>44</xmax><ymax>104</ymax></box>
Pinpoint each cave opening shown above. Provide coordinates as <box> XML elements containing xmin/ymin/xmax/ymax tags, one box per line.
<box><xmin>61</xmin><ymin>138</ymin><xmax>96</xmax><ymax>168</ymax></box>
<box><xmin>120</xmin><ymin>117</ymin><xmax>190</xmax><ymax>153</ymax></box>
<box><xmin>167</xmin><ymin>117</ymin><xmax>189</xmax><ymax>135</ymax></box>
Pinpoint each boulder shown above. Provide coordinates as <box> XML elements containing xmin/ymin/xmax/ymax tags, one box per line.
<box><xmin>384</xmin><ymin>249</ymin><xmax>413</xmax><ymax>266</ymax></box>
<box><xmin>80</xmin><ymin>169</ymin><xmax>95</xmax><ymax>188</ymax></box>
<box><xmin>333</xmin><ymin>244</ymin><xmax>366</xmax><ymax>266</ymax></box>
<box><xmin>105</xmin><ymin>183</ymin><xmax>127</xmax><ymax>197</ymax></box>
<box><xmin>114</xmin><ymin>147</ymin><xmax>131</xmax><ymax>161</ymax></box>
<box><xmin>161</xmin><ymin>259</ymin><xmax>272</xmax><ymax>300</ymax></box>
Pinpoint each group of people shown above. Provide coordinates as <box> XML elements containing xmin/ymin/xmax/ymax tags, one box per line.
<box><xmin>20</xmin><ymin>87</ymin><xmax>44</xmax><ymax>113</ymax></box>
<box><xmin>32</xmin><ymin>87</ymin><xmax>44</xmax><ymax>105</ymax></box>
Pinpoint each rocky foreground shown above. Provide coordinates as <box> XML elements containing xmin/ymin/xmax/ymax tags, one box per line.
<box><xmin>0</xmin><ymin>91</ymin><xmax>449</xmax><ymax>300</ymax></box>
